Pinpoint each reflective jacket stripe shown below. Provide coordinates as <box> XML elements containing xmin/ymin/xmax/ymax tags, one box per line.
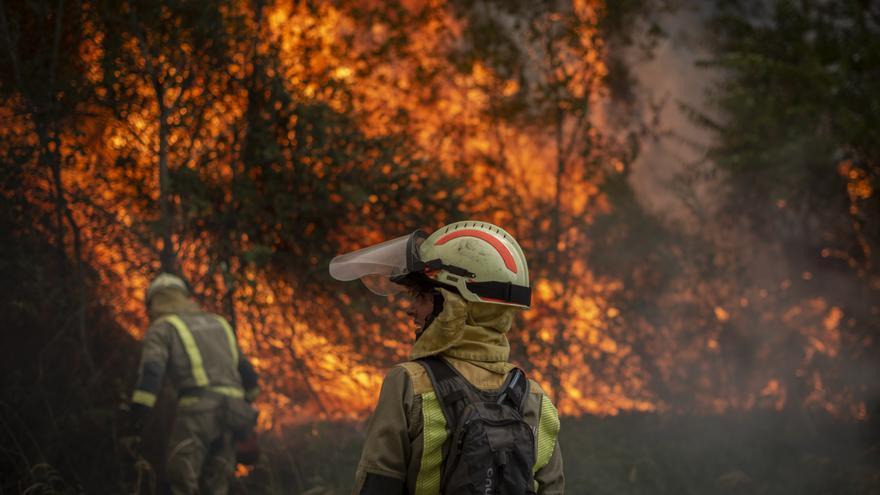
<box><xmin>132</xmin><ymin>389</ymin><xmax>157</xmax><ymax>407</ymax></box>
<box><xmin>414</xmin><ymin>390</ymin><xmax>560</xmax><ymax>493</ymax></box>
<box><xmin>215</xmin><ymin>315</ymin><xmax>239</xmax><ymax>365</ymax></box>
<box><xmin>533</xmin><ymin>394</ymin><xmax>560</xmax><ymax>475</ymax></box>
<box><xmin>163</xmin><ymin>315</ymin><xmax>209</xmax><ymax>387</ymax></box>
<box><xmin>414</xmin><ymin>391</ymin><xmax>446</xmax><ymax>494</ymax></box>
<box><xmin>178</xmin><ymin>385</ymin><xmax>244</xmax><ymax>406</ymax></box>
<box><xmin>207</xmin><ymin>385</ymin><xmax>244</xmax><ymax>398</ymax></box>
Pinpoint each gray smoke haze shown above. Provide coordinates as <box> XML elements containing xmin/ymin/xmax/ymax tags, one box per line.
<box><xmin>626</xmin><ymin>1</ymin><xmax>719</xmax><ymax>224</ymax></box>
<box><xmin>605</xmin><ymin>2</ymin><xmax>880</xmax><ymax>492</ymax></box>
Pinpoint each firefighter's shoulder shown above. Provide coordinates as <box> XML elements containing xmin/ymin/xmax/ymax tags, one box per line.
<box><xmin>392</xmin><ymin>361</ymin><xmax>432</xmax><ymax>395</ymax></box>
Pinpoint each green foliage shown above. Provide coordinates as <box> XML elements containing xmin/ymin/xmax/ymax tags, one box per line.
<box><xmin>688</xmin><ymin>0</ymin><xmax>880</xmax><ymax>407</ymax></box>
<box><xmin>703</xmin><ymin>0</ymin><xmax>880</xmax><ymax>238</ymax></box>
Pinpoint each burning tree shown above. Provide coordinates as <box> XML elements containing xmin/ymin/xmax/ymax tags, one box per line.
<box><xmin>2</xmin><ymin>0</ymin><xmax>880</xmax><ymax>493</ymax></box>
<box><xmin>0</xmin><ymin>0</ymin><xmax>876</xmax><ymax>461</ymax></box>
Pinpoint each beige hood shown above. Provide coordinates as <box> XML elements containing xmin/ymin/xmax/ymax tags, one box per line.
<box><xmin>148</xmin><ymin>288</ymin><xmax>202</xmax><ymax>321</ymax></box>
<box><xmin>410</xmin><ymin>289</ymin><xmax>519</xmax><ymax>373</ymax></box>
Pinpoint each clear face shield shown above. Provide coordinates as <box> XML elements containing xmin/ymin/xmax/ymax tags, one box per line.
<box><xmin>329</xmin><ymin>231</ymin><xmax>428</xmax><ymax>295</ymax></box>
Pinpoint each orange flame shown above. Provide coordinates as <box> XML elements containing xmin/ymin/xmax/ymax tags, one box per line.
<box><xmin>1</xmin><ymin>0</ymin><xmax>869</xmax><ymax>427</ymax></box>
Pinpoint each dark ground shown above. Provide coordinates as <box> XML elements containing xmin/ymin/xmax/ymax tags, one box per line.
<box><xmin>238</xmin><ymin>410</ymin><xmax>880</xmax><ymax>495</ymax></box>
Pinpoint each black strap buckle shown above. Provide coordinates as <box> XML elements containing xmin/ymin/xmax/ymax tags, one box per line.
<box><xmin>424</xmin><ymin>259</ymin><xmax>475</xmax><ymax>278</ymax></box>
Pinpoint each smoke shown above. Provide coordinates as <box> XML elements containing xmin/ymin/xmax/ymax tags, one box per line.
<box><xmin>624</xmin><ymin>0</ymin><xmax>719</xmax><ymax>224</ymax></box>
<box><xmin>617</xmin><ymin>0</ymin><xmax>878</xmax><ymax>415</ymax></box>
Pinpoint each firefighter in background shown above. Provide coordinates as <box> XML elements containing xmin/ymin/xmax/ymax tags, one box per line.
<box><xmin>122</xmin><ymin>273</ymin><xmax>260</xmax><ymax>495</ymax></box>
<box><xmin>330</xmin><ymin>221</ymin><xmax>564</xmax><ymax>494</ymax></box>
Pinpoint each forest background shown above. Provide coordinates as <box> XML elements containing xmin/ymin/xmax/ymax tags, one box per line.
<box><xmin>1</xmin><ymin>0</ymin><xmax>878</xmax><ymax>493</ymax></box>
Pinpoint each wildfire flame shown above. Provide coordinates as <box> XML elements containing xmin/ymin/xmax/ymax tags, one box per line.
<box><xmin>1</xmin><ymin>0</ymin><xmax>870</xmax><ymax>429</ymax></box>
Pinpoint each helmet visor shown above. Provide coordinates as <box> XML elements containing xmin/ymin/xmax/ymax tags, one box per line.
<box><xmin>329</xmin><ymin>232</ymin><xmax>427</xmax><ymax>295</ymax></box>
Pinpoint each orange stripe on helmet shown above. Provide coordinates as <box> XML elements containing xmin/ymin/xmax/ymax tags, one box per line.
<box><xmin>434</xmin><ymin>229</ymin><xmax>518</xmax><ymax>273</ymax></box>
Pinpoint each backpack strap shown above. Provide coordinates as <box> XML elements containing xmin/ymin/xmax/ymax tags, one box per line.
<box><xmin>416</xmin><ymin>356</ymin><xmax>465</xmax><ymax>426</ymax></box>
<box><xmin>416</xmin><ymin>357</ymin><xmax>533</xmax><ymax>494</ymax></box>
<box><xmin>417</xmin><ymin>356</ymin><xmax>531</xmax><ymax>420</ymax></box>
<box><xmin>496</xmin><ymin>368</ymin><xmax>530</xmax><ymax>412</ymax></box>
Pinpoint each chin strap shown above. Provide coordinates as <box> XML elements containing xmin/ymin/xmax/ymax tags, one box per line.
<box><xmin>414</xmin><ymin>291</ymin><xmax>445</xmax><ymax>341</ymax></box>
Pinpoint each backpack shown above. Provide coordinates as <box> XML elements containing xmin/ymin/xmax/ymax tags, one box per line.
<box><xmin>418</xmin><ymin>356</ymin><xmax>537</xmax><ymax>495</ymax></box>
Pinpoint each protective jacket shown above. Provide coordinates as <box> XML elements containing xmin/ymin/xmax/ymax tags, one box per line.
<box><xmin>353</xmin><ymin>290</ymin><xmax>564</xmax><ymax>494</ymax></box>
<box><xmin>131</xmin><ymin>288</ymin><xmax>259</xmax><ymax>495</ymax></box>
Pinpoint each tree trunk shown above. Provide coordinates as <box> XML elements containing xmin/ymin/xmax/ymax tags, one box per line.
<box><xmin>39</xmin><ymin>124</ymin><xmax>67</xmax><ymax>261</ymax></box>
<box><xmin>41</xmin><ymin>124</ymin><xmax>95</xmax><ymax>374</ymax></box>
<box><xmin>549</xmin><ymin>43</ymin><xmax>567</xmax><ymax>405</ymax></box>
<box><xmin>222</xmin><ymin>259</ymin><xmax>238</xmax><ymax>335</ymax></box>
<box><xmin>158</xmin><ymin>96</ymin><xmax>176</xmax><ymax>273</ymax></box>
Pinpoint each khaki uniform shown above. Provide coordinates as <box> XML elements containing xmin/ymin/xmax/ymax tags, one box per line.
<box><xmin>131</xmin><ymin>290</ymin><xmax>259</xmax><ymax>495</ymax></box>
<box><xmin>353</xmin><ymin>290</ymin><xmax>564</xmax><ymax>494</ymax></box>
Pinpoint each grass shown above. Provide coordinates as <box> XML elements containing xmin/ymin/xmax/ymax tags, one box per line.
<box><xmin>560</xmin><ymin>412</ymin><xmax>879</xmax><ymax>495</ymax></box>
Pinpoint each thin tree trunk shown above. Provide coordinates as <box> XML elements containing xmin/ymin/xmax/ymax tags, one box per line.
<box><xmin>131</xmin><ymin>7</ymin><xmax>176</xmax><ymax>274</ymax></box>
<box><xmin>41</xmin><ymin>125</ymin><xmax>95</xmax><ymax>374</ymax></box>
<box><xmin>158</xmin><ymin>98</ymin><xmax>175</xmax><ymax>272</ymax></box>
<box><xmin>221</xmin><ymin>0</ymin><xmax>266</xmax><ymax>336</ymax></box>
<box><xmin>549</xmin><ymin>36</ymin><xmax>568</xmax><ymax>405</ymax></box>
<box><xmin>65</xmin><ymin>191</ymin><xmax>95</xmax><ymax>375</ymax></box>
<box><xmin>39</xmin><ymin>126</ymin><xmax>68</xmax><ymax>257</ymax></box>
<box><xmin>222</xmin><ymin>260</ymin><xmax>238</xmax><ymax>334</ymax></box>
<box><xmin>552</xmin><ymin>105</ymin><xmax>564</xmax><ymax>265</ymax></box>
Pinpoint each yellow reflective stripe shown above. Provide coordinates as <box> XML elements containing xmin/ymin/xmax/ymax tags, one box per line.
<box><xmin>209</xmin><ymin>385</ymin><xmax>244</xmax><ymax>398</ymax></box>
<box><xmin>415</xmin><ymin>391</ymin><xmax>447</xmax><ymax>494</ymax></box>
<box><xmin>132</xmin><ymin>390</ymin><xmax>157</xmax><ymax>407</ymax></box>
<box><xmin>178</xmin><ymin>396</ymin><xmax>200</xmax><ymax>407</ymax></box>
<box><xmin>533</xmin><ymin>394</ymin><xmax>560</xmax><ymax>475</ymax></box>
<box><xmin>215</xmin><ymin>316</ymin><xmax>239</xmax><ymax>366</ymax></box>
<box><xmin>178</xmin><ymin>386</ymin><xmax>244</xmax><ymax>406</ymax></box>
<box><xmin>163</xmin><ymin>315</ymin><xmax>209</xmax><ymax>387</ymax></box>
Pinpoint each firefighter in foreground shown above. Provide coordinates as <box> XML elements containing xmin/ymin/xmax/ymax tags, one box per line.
<box><xmin>122</xmin><ymin>273</ymin><xmax>260</xmax><ymax>494</ymax></box>
<box><xmin>330</xmin><ymin>220</ymin><xmax>564</xmax><ymax>494</ymax></box>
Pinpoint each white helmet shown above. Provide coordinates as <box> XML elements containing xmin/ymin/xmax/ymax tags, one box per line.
<box><xmin>146</xmin><ymin>273</ymin><xmax>189</xmax><ymax>302</ymax></box>
<box><xmin>329</xmin><ymin>220</ymin><xmax>530</xmax><ymax>308</ymax></box>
